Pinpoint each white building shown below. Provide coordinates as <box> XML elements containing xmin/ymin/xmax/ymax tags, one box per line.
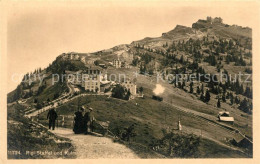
<box><xmin>121</xmin><ymin>80</ymin><xmax>136</xmax><ymax>95</ymax></box>
<box><xmin>218</xmin><ymin>111</ymin><xmax>234</xmax><ymax>124</ymax></box>
<box><xmin>112</xmin><ymin>59</ymin><xmax>122</xmax><ymax>68</ymax></box>
<box><xmin>61</xmin><ymin>53</ymin><xmax>80</xmax><ymax>60</ymax></box>
<box><xmin>81</xmin><ymin>66</ymin><xmax>103</xmax><ymax>93</ymax></box>
<box><xmin>74</xmin><ymin>54</ymin><xmax>80</xmax><ymax>60</ymax></box>
<box><xmin>82</xmin><ymin>75</ymin><xmax>100</xmax><ymax>92</ymax></box>
<box><xmin>65</xmin><ymin>65</ymin><xmax>107</xmax><ymax>93</ymax></box>
<box><xmin>86</xmin><ymin>58</ymin><xmax>99</xmax><ymax>65</ymax></box>
<box><xmin>80</xmin><ymin>56</ymin><xmax>86</xmax><ymax>64</ymax></box>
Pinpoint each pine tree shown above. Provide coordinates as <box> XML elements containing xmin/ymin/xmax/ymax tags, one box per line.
<box><xmin>180</xmin><ymin>55</ymin><xmax>184</xmax><ymax>63</ymax></box>
<box><xmin>36</xmin><ymin>102</ymin><xmax>42</xmax><ymax>109</ymax></box>
<box><xmin>235</xmin><ymin>96</ymin><xmax>240</xmax><ymax>104</ymax></box>
<box><xmin>13</xmin><ymin>85</ymin><xmax>23</xmax><ymax>101</ymax></box>
<box><xmin>22</xmin><ymin>74</ymin><xmax>26</xmax><ymax>81</ymax></box>
<box><xmin>200</xmin><ymin>93</ymin><xmax>204</xmax><ymax>101</ymax></box>
<box><xmin>244</xmin><ymin>86</ymin><xmax>252</xmax><ymax>99</ymax></box>
<box><xmin>239</xmin><ymin>98</ymin><xmax>249</xmax><ymax>113</ymax></box>
<box><xmin>205</xmin><ymin>90</ymin><xmax>211</xmax><ymax>102</ymax></box>
<box><xmin>181</xmin><ymin>81</ymin><xmax>186</xmax><ymax>90</ymax></box>
<box><xmin>201</xmin><ymin>84</ymin><xmax>204</xmax><ymax>94</ymax></box>
<box><xmin>217</xmin><ymin>98</ymin><xmax>221</xmax><ymax>108</ymax></box>
<box><xmin>239</xmin><ymin>84</ymin><xmax>244</xmax><ymax>94</ymax></box>
<box><xmin>29</xmin><ymin>89</ymin><xmax>33</xmax><ymax>97</ymax></box>
<box><xmin>222</xmin><ymin>92</ymin><xmax>226</xmax><ymax>102</ymax></box>
<box><xmin>196</xmin><ymin>86</ymin><xmax>200</xmax><ymax>95</ymax></box>
<box><xmin>190</xmin><ymin>82</ymin><xmax>194</xmax><ymax>93</ymax></box>
<box><xmin>230</xmin><ymin>95</ymin><xmax>234</xmax><ymax>105</ymax></box>
<box><xmin>178</xmin><ymin>82</ymin><xmax>182</xmax><ymax>88</ymax></box>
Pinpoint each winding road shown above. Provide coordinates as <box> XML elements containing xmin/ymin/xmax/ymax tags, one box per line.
<box><xmin>51</xmin><ymin>128</ymin><xmax>139</xmax><ymax>159</ymax></box>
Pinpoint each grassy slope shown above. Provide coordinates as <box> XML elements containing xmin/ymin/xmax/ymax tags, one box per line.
<box><xmin>106</xmin><ymin>67</ymin><xmax>252</xmax><ymax>138</ymax></box>
<box><xmin>37</xmin><ymin>94</ymin><xmax>249</xmax><ymax>158</ymax></box>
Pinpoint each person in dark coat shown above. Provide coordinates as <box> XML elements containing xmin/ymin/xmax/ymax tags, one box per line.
<box><xmin>73</xmin><ymin>107</ymin><xmax>84</xmax><ymax>134</ymax></box>
<box><xmin>47</xmin><ymin>108</ymin><xmax>58</xmax><ymax>130</ymax></box>
<box><xmin>83</xmin><ymin>108</ymin><xmax>90</xmax><ymax>134</ymax></box>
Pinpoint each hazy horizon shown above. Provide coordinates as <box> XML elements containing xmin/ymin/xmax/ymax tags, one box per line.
<box><xmin>7</xmin><ymin>1</ymin><xmax>257</xmax><ymax>92</ymax></box>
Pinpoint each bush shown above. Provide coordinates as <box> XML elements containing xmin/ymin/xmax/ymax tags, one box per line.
<box><xmin>159</xmin><ymin>132</ymin><xmax>200</xmax><ymax>158</ymax></box>
<box><xmin>36</xmin><ymin>102</ymin><xmax>42</xmax><ymax>109</ymax></box>
<box><xmin>111</xmin><ymin>84</ymin><xmax>130</xmax><ymax>100</ymax></box>
<box><xmin>104</xmin><ymin>88</ymin><xmax>111</xmax><ymax>93</ymax></box>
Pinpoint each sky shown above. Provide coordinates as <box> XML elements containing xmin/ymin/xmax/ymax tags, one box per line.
<box><xmin>7</xmin><ymin>0</ymin><xmax>258</xmax><ymax>92</ymax></box>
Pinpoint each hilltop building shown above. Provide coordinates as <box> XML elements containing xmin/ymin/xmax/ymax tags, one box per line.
<box><xmin>61</xmin><ymin>53</ymin><xmax>100</xmax><ymax>65</ymax></box>
<box><xmin>98</xmin><ymin>63</ymin><xmax>107</xmax><ymax>68</ymax></box>
<box><xmin>80</xmin><ymin>56</ymin><xmax>86</xmax><ymax>64</ymax></box>
<box><xmin>112</xmin><ymin>59</ymin><xmax>122</xmax><ymax>68</ymax></box>
<box><xmin>86</xmin><ymin>58</ymin><xmax>98</xmax><ymax>65</ymax></box>
<box><xmin>206</xmin><ymin>16</ymin><xmax>212</xmax><ymax>22</ymax></box>
<box><xmin>206</xmin><ymin>16</ymin><xmax>223</xmax><ymax>24</ymax></box>
<box><xmin>122</xmin><ymin>62</ymin><xmax>132</xmax><ymax>68</ymax></box>
<box><xmin>61</xmin><ymin>52</ymin><xmax>80</xmax><ymax>60</ymax></box>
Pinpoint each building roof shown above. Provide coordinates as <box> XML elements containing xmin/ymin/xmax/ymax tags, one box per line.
<box><xmin>100</xmin><ymin>80</ymin><xmax>111</xmax><ymax>85</ymax></box>
<box><xmin>65</xmin><ymin>70</ymin><xmax>76</xmax><ymax>74</ymax></box>
<box><xmin>85</xmin><ymin>65</ymin><xmax>103</xmax><ymax>71</ymax></box>
<box><xmin>232</xmin><ymin>133</ymin><xmax>245</xmax><ymax>143</ymax></box>
<box><xmin>76</xmin><ymin>70</ymin><xmax>83</xmax><ymax>74</ymax></box>
<box><xmin>113</xmin><ymin>59</ymin><xmax>121</xmax><ymax>62</ymax></box>
<box><xmin>219</xmin><ymin>111</ymin><xmax>230</xmax><ymax>117</ymax></box>
<box><xmin>219</xmin><ymin>116</ymin><xmax>234</xmax><ymax>122</ymax></box>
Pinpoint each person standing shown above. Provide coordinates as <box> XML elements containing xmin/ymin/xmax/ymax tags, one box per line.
<box><xmin>73</xmin><ymin>107</ymin><xmax>84</xmax><ymax>134</ymax></box>
<box><xmin>83</xmin><ymin>107</ymin><xmax>90</xmax><ymax>135</ymax></box>
<box><xmin>83</xmin><ymin>107</ymin><xmax>95</xmax><ymax>134</ymax></box>
<box><xmin>89</xmin><ymin>107</ymin><xmax>95</xmax><ymax>132</ymax></box>
<box><xmin>47</xmin><ymin>108</ymin><xmax>58</xmax><ymax>130</ymax></box>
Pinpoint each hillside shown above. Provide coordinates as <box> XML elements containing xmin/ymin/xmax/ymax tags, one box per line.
<box><xmin>7</xmin><ymin>16</ymin><xmax>253</xmax><ymax>158</ymax></box>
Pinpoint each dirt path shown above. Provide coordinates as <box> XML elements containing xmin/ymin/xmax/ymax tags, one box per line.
<box><xmin>51</xmin><ymin>128</ymin><xmax>139</xmax><ymax>159</ymax></box>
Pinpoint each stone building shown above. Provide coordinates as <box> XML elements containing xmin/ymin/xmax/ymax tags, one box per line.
<box><xmin>121</xmin><ymin>80</ymin><xmax>136</xmax><ymax>95</ymax></box>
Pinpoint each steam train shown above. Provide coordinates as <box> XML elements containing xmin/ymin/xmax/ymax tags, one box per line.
<box><xmin>152</xmin><ymin>95</ymin><xmax>163</xmax><ymax>102</ymax></box>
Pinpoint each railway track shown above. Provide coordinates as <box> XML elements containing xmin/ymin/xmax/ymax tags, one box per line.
<box><xmin>163</xmin><ymin>99</ymin><xmax>252</xmax><ymax>143</ymax></box>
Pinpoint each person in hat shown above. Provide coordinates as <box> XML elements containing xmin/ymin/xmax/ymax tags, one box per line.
<box><xmin>73</xmin><ymin>106</ymin><xmax>84</xmax><ymax>134</ymax></box>
<box><xmin>89</xmin><ymin>107</ymin><xmax>95</xmax><ymax>132</ymax></box>
<box><xmin>83</xmin><ymin>107</ymin><xmax>95</xmax><ymax>134</ymax></box>
<box><xmin>47</xmin><ymin>107</ymin><xmax>58</xmax><ymax>130</ymax></box>
<box><xmin>83</xmin><ymin>107</ymin><xmax>90</xmax><ymax>134</ymax></box>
